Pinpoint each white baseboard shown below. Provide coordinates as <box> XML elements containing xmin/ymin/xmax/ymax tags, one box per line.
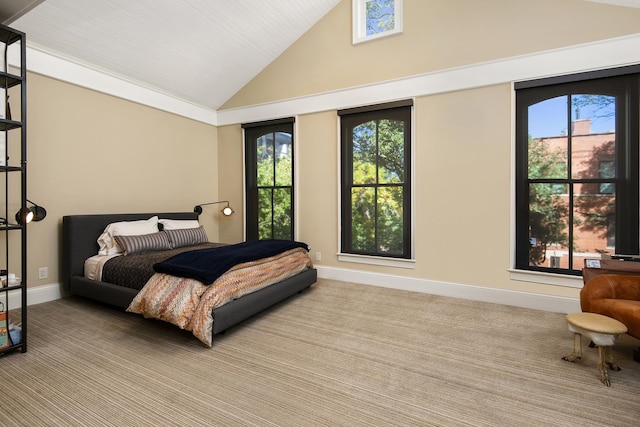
<box><xmin>9</xmin><ymin>271</ymin><xmax>581</xmax><ymax>315</ymax></box>
<box><xmin>316</xmin><ymin>266</ymin><xmax>581</xmax><ymax>314</ymax></box>
<box><xmin>7</xmin><ymin>282</ymin><xmax>64</xmax><ymax>308</ymax></box>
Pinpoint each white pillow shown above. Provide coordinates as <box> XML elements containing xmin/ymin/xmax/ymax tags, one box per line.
<box><xmin>97</xmin><ymin>216</ymin><xmax>159</xmax><ymax>255</ymax></box>
<box><xmin>158</xmin><ymin>219</ymin><xmax>200</xmax><ymax>230</ymax></box>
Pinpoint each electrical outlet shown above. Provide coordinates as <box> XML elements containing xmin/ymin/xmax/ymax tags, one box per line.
<box><xmin>38</xmin><ymin>267</ymin><xmax>48</xmax><ymax>279</ymax></box>
<box><xmin>315</xmin><ymin>252</ymin><xmax>322</xmax><ymax>261</ymax></box>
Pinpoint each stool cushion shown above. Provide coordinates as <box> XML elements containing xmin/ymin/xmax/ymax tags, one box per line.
<box><xmin>566</xmin><ymin>312</ymin><xmax>628</xmax><ymax>335</ymax></box>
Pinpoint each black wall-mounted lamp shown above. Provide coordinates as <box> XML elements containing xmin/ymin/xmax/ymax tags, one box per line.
<box><xmin>15</xmin><ymin>199</ymin><xmax>47</xmax><ymax>225</ymax></box>
<box><xmin>193</xmin><ymin>200</ymin><xmax>234</xmax><ymax>217</ymax></box>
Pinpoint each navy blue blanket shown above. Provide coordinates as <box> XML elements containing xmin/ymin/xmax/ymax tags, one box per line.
<box><xmin>153</xmin><ymin>239</ymin><xmax>310</xmax><ymax>285</ymax></box>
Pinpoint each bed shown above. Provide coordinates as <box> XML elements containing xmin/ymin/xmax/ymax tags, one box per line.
<box><xmin>61</xmin><ymin>212</ymin><xmax>317</xmax><ymax>346</ymax></box>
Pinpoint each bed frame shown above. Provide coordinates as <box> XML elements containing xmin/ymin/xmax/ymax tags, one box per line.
<box><xmin>61</xmin><ymin>212</ymin><xmax>317</xmax><ymax>335</ymax></box>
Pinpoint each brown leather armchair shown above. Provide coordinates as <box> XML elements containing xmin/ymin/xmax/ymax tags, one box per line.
<box><xmin>581</xmin><ymin>274</ymin><xmax>640</xmax><ymax>341</ymax></box>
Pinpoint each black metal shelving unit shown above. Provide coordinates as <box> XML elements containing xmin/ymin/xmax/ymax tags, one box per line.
<box><xmin>0</xmin><ymin>23</ymin><xmax>27</xmax><ymax>356</ymax></box>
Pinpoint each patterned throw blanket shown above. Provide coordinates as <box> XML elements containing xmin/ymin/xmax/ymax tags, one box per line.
<box><xmin>127</xmin><ymin>247</ymin><xmax>313</xmax><ymax>347</ymax></box>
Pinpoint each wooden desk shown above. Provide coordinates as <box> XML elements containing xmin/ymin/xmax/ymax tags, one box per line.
<box><xmin>583</xmin><ymin>258</ymin><xmax>640</xmax><ymax>284</ymax></box>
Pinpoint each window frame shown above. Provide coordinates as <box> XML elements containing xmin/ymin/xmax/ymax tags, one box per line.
<box><xmin>243</xmin><ymin>118</ymin><xmax>295</xmax><ymax>241</ymax></box>
<box><xmin>352</xmin><ymin>0</ymin><xmax>403</xmax><ymax>45</ymax></box>
<box><xmin>514</xmin><ymin>66</ymin><xmax>640</xmax><ymax>276</ymax></box>
<box><xmin>338</xmin><ymin>100</ymin><xmax>413</xmax><ymax>261</ymax></box>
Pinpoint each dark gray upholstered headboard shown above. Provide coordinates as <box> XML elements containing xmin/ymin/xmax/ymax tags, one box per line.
<box><xmin>61</xmin><ymin>212</ymin><xmax>198</xmax><ymax>292</ymax></box>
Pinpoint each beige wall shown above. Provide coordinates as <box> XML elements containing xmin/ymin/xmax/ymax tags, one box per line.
<box><xmin>217</xmin><ymin>0</ymin><xmax>640</xmax><ymax>301</ymax></box>
<box><xmin>222</xmin><ymin>0</ymin><xmax>640</xmax><ymax>109</ymax></box>
<box><xmin>296</xmin><ymin>111</ymin><xmax>340</xmax><ymax>256</ymax></box>
<box><xmin>25</xmin><ymin>73</ymin><xmax>218</xmax><ymax>290</ymax></box>
<box><xmin>216</xmin><ymin>124</ymin><xmax>244</xmax><ymax>244</ymax></box>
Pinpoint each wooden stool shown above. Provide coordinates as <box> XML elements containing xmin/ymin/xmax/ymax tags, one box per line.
<box><xmin>562</xmin><ymin>312</ymin><xmax>628</xmax><ymax>386</ymax></box>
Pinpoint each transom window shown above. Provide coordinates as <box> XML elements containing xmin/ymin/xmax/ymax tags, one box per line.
<box><xmin>352</xmin><ymin>0</ymin><xmax>403</xmax><ymax>44</ymax></box>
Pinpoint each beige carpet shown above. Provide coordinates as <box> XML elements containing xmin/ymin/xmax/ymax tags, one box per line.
<box><xmin>1</xmin><ymin>279</ymin><xmax>639</xmax><ymax>426</ymax></box>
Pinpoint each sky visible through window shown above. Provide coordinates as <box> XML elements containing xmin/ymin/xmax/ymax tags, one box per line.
<box><xmin>366</xmin><ymin>0</ymin><xmax>395</xmax><ymax>36</ymax></box>
<box><xmin>528</xmin><ymin>96</ymin><xmax>615</xmax><ymax>138</ymax></box>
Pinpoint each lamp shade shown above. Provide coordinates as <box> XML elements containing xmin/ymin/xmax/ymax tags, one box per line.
<box><xmin>15</xmin><ymin>207</ymin><xmax>34</xmax><ymax>225</ymax></box>
<box><xmin>15</xmin><ymin>199</ymin><xmax>47</xmax><ymax>225</ymax></box>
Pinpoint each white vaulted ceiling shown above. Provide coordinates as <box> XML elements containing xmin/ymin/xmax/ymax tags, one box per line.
<box><xmin>5</xmin><ymin>0</ymin><xmax>340</xmax><ymax>111</ymax></box>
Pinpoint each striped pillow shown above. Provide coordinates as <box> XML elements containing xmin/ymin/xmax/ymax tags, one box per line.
<box><xmin>165</xmin><ymin>226</ymin><xmax>209</xmax><ymax>248</ymax></box>
<box><xmin>114</xmin><ymin>231</ymin><xmax>172</xmax><ymax>255</ymax></box>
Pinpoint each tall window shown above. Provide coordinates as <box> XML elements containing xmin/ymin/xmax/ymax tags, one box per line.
<box><xmin>339</xmin><ymin>100</ymin><xmax>412</xmax><ymax>259</ymax></box>
<box><xmin>515</xmin><ymin>67</ymin><xmax>639</xmax><ymax>274</ymax></box>
<box><xmin>243</xmin><ymin>118</ymin><xmax>294</xmax><ymax>241</ymax></box>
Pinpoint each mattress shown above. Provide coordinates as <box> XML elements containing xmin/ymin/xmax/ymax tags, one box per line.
<box><xmin>84</xmin><ymin>254</ymin><xmax>120</xmax><ymax>281</ymax></box>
